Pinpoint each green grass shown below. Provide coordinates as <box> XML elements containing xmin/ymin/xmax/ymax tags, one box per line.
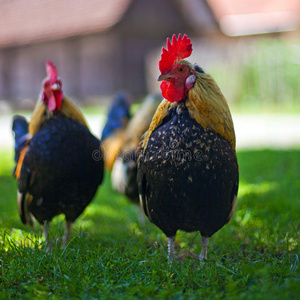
<box><xmin>0</xmin><ymin>149</ymin><xmax>299</xmax><ymax>299</ymax></box>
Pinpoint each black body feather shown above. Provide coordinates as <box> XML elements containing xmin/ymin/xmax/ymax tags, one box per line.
<box><xmin>17</xmin><ymin>114</ymin><xmax>104</xmax><ymax>225</ymax></box>
<box><xmin>137</xmin><ymin>102</ymin><xmax>238</xmax><ymax>238</ymax></box>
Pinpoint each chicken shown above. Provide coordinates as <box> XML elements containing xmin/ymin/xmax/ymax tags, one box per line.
<box><xmin>12</xmin><ymin>115</ymin><xmax>31</xmax><ymax>168</ymax></box>
<box><xmin>111</xmin><ymin>94</ymin><xmax>161</xmax><ymax>209</ymax></box>
<box><xmin>13</xmin><ymin>61</ymin><xmax>104</xmax><ymax>248</ymax></box>
<box><xmin>137</xmin><ymin>34</ymin><xmax>239</xmax><ymax>261</ymax></box>
<box><xmin>101</xmin><ymin>91</ymin><xmax>131</xmax><ymax>171</ymax></box>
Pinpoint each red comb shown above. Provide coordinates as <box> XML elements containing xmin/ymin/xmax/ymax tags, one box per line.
<box><xmin>159</xmin><ymin>34</ymin><xmax>193</xmax><ymax>74</ymax></box>
<box><xmin>46</xmin><ymin>60</ymin><xmax>58</xmax><ymax>82</ymax></box>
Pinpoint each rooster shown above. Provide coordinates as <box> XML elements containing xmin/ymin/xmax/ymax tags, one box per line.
<box><xmin>101</xmin><ymin>92</ymin><xmax>131</xmax><ymax>171</ymax></box>
<box><xmin>13</xmin><ymin>61</ymin><xmax>104</xmax><ymax>248</ymax></box>
<box><xmin>137</xmin><ymin>34</ymin><xmax>239</xmax><ymax>261</ymax></box>
<box><xmin>111</xmin><ymin>94</ymin><xmax>161</xmax><ymax>213</ymax></box>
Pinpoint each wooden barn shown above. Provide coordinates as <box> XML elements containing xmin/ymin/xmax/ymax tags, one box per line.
<box><xmin>0</xmin><ymin>0</ymin><xmax>299</xmax><ymax>109</ymax></box>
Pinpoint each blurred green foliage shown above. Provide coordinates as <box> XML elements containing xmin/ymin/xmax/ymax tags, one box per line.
<box><xmin>211</xmin><ymin>39</ymin><xmax>300</xmax><ymax>113</ymax></box>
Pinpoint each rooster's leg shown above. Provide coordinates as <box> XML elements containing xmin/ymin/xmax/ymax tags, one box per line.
<box><xmin>199</xmin><ymin>236</ymin><xmax>209</xmax><ymax>260</ymax></box>
<box><xmin>167</xmin><ymin>236</ymin><xmax>176</xmax><ymax>261</ymax></box>
<box><xmin>44</xmin><ymin>222</ymin><xmax>54</xmax><ymax>252</ymax></box>
<box><xmin>62</xmin><ymin>220</ymin><xmax>72</xmax><ymax>248</ymax></box>
<box><xmin>43</xmin><ymin>222</ymin><xmax>49</xmax><ymax>244</ymax></box>
<box><xmin>137</xmin><ymin>206</ymin><xmax>146</xmax><ymax>224</ymax></box>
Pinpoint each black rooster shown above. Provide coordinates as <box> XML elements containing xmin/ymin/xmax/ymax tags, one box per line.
<box><xmin>137</xmin><ymin>34</ymin><xmax>239</xmax><ymax>261</ymax></box>
<box><xmin>13</xmin><ymin>61</ymin><xmax>104</xmax><ymax>248</ymax></box>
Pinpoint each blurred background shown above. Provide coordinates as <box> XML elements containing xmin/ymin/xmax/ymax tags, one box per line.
<box><xmin>0</xmin><ymin>0</ymin><xmax>300</xmax><ymax>148</ymax></box>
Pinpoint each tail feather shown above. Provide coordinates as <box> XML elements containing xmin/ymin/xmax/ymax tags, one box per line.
<box><xmin>12</xmin><ymin>115</ymin><xmax>31</xmax><ymax>163</ymax></box>
<box><xmin>14</xmin><ymin>145</ymin><xmax>29</xmax><ymax>179</ymax></box>
<box><xmin>101</xmin><ymin>91</ymin><xmax>131</xmax><ymax>141</ymax></box>
<box><xmin>17</xmin><ymin>191</ymin><xmax>35</xmax><ymax>227</ymax></box>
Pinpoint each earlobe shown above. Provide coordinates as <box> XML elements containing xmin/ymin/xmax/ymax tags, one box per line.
<box><xmin>47</xmin><ymin>92</ymin><xmax>57</xmax><ymax>111</ymax></box>
<box><xmin>185</xmin><ymin>74</ymin><xmax>196</xmax><ymax>90</ymax></box>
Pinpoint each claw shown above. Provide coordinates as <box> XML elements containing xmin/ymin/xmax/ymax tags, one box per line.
<box><xmin>176</xmin><ymin>252</ymin><xmax>189</xmax><ymax>261</ymax></box>
<box><xmin>176</xmin><ymin>251</ymin><xmax>202</xmax><ymax>261</ymax></box>
<box><xmin>167</xmin><ymin>236</ymin><xmax>209</xmax><ymax>262</ymax></box>
<box><xmin>45</xmin><ymin>240</ymin><xmax>54</xmax><ymax>253</ymax></box>
<box><xmin>62</xmin><ymin>220</ymin><xmax>72</xmax><ymax>249</ymax></box>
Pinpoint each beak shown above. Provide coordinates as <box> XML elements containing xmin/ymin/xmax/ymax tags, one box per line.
<box><xmin>157</xmin><ymin>74</ymin><xmax>172</xmax><ymax>81</ymax></box>
<box><xmin>51</xmin><ymin>83</ymin><xmax>60</xmax><ymax>90</ymax></box>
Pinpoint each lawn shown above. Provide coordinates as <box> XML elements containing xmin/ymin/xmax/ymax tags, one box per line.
<box><xmin>0</xmin><ymin>148</ymin><xmax>299</xmax><ymax>299</ymax></box>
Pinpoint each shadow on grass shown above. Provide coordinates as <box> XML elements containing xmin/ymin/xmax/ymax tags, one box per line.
<box><xmin>211</xmin><ymin>149</ymin><xmax>300</xmax><ymax>258</ymax></box>
<box><xmin>0</xmin><ymin>149</ymin><xmax>299</xmax><ymax>299</ymax></box>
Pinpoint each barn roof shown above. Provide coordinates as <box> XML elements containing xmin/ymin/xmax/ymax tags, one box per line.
<box><xmin>207</xmin><ymin>0</ymin><xmax>300</xmax><ymax>36</ymax></box>
<box><xmin>0</xmin><ymin>0</ymin><xmax>299</xmax><ymax>48</ymax></box>
<box><xmin>0</xmin><ymin>0</ymin><xmax>133</xmax><ymax>47</ymax></box>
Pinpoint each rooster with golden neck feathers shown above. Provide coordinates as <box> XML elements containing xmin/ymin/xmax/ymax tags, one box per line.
<box><xmin>137</xmin><ymin>34</ymin><xmax>239</xmax><ymax>261</ymax></box>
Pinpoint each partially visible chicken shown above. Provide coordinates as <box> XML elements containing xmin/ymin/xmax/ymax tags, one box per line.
<box><xmin>13</xmin><ymin>61</ymin><xmax>104</xmax><ymax>248</ymax></box>
<box><xmin>111</xmin><ymin>94</ymin><xmax>162</xmax><ymax>206</ymax></box>
<box><xmin>12</xmin><ymin>115</ymin><xmax>31</xmax><ymax>168</ymax></box>
<box><xmin>137</xmin><ymin>34</ymin><xmax>239</xmax><ymax>261</ymax></box>
<box><xmin>101</xmin><ymin>92</ymin><xmax>132</xmax><ymax>171</ymax></box>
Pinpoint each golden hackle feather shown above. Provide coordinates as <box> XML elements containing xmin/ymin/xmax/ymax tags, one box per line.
<box><xmin>28</xmin><ymin>100</ymin><xmax>48</xmax><ymax>136</ymax></box>
<box><xmin>186</xmin><ymin>71</ymin><xmax>236</xmax><ymax>151</ymax></box>
<box><xmin>60</xmin><ymin>96</ymin><xmax>89</xmax><ymax>128</ymax></box>
<box><xmin>141</xmin><ymin>99</ymin><xmax>174</xmax><ymax>150</ymax></box>
<box><xmin>29</xmin><ymin>96</ymin><xmax>89</xmax><ymax>137</ymax></box>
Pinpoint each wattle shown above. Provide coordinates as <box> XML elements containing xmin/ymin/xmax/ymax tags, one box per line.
<box><xmin>48</xmin><ymin>92</ymin><xmax>57</xmax><ymax>111</ymax></box>
<box><xmin>160</xmin><ymin>80</ymin><xmax>185</xmax><ymax>103</ymax></box>
<box><xmin>54</xmin><ymin>90</ymin><xmax>63</xmax><ymax>111</ymax></box>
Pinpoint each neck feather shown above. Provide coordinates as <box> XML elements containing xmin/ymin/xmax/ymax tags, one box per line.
<box><xmin>186</xmin><ymin>72</ymin><xmax>236</xmax><ymax>151</ymax></box>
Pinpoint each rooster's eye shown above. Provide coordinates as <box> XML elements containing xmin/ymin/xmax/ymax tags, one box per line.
<box><xmin>178</xmin><ymin>66</ymin><xmax>185</xmax><ymax>73</ymax></box>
